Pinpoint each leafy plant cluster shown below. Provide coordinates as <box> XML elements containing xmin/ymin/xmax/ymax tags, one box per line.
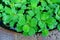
<box><xmin>0</xmin><ymin>0</ymin><xmax>60</xmax><ymax>36</ymax></box>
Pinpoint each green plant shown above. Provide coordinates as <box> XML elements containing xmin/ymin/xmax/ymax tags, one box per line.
<box><xmin>0</xmin><ymin>0</ymin><xmax>60</xmax><ymax>36</ymax></box>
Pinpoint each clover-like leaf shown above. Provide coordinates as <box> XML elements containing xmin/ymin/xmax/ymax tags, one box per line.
<box><xmin>16</xmin><ymin>24</ymin><xmax>23</xmax><ymax>32</ymax></box>
<box><xmin>28</xmin><ymin>10</ymin><xmax>34</xmax><ymax>17</ymax></box>
<box><xmin>18</xmin><ymin>14</ymin><xmax>26</xmax><ymax>26</ymax></box>
<box><xmin>30</xmin><ymin>18</ymin><xmax>37</xmax><ymax>27</ymax></box>
<box><xmin>28</xmin><ymin>28</ymin><xmax>36</xmax><ymax>36</ymax></box>
<box><xmin>30</xmin><ymin>0</ymin><xmax>39</xmax><ymax>8</ymax></box>
<box><xmin>55</xmin><ymin>9</ymin><xmax>60</xmax><ymax>22</ymax></box>
<box><xmin>50</xmin><ymin>0</ymin><xmax>60</xmax><ymax>3</ymax></box>
<box><xmin>0</xmin><ymin>13</ymin><xmax>2</xmax><ymax>18</ymax></box>
<box><xmin>2</xmin><ymin>0</ymin><xmax>10</xmax><ymax>4</ymax></box>
<box><xmin>34</xmin><ymin>7</ymin><xmax>41</xmax><ymax>14</ymax></box>
<box><xmin>55</xmin><ymin>14</ymin><xmax>60</xmax><ymax>21</ymax></box>
<box><xmin>23</xmin><ymin>24</ymin><xmax>30</xmax><ymax>32</ymax></box>
<box><xmin>46</xmin><ymin>17</ymin><xmax>57</xmax><ymax>29</ymax></box>
<box><xmin>41</xmin><ymin>1</ymin><xmax>47</xmax><ymax>7</ymax></box>
<box><xmin>10</xmin><ymin>0</ymin><xmax>20</xmax><ymax>3</ymax></box>
<box><xmin>9</xmin><ymin>21</ymin><xmax>15</xmax><ymax>28</ymax></box>
<box><xmin>21</xmin><ymin>5</ymin><xmax>26</xmax><ymax>10</ymax></box>
<box><xmin>38</xmin><ymin>20</ymin><xmax>46</xmax><ymax>29</ymax></box>
<box><xmin>18</xmin><ymin>9</ymin><xmax>24</xmax><ymax>14</ymax></box>
<box><xmin>57</xmin><ymin>24</ymin><xmax>60</xmax><ymax>31</ymax></box>
<box><xmin>4</xmin><ymin>6</ymin><xmax>12</xmax><ymax>14</ymax></box>
<box><xmin>41</xmin><ymin>12</ymin><xmax>50</xmax><ymax>20</ymax></box>
<box><xmin>35</xmin><ymin>13</ymin><xmax>41</xmax><ymax>20</ymax></box>
<box><xmin>2</xmin><ymin>13</ymin><xmax>11</xmax><ymax>24</ymax></box>
<box><xmin>57</xmin><ymin>9</ymin><xmax>60</xmax><ymax>16</ymax></box>
<box><xmin>26</xmin><ymin>15</ymin><xmax>31</xmax><ymax>22</ymax></box>
<box><xmin>15</xmin><ymin>3</ymin><xmax>22</xmax><ymax>8</ymax></box>
<box><xmin>42</xmin><ymin>29</ymin><xmax>49</xmax><ymax>37</ymax></box>
<box><xmin>0</xmin><ymin>4</ymin><xmax>3</xmax><ymax>12</ymax></box>
<box><xmin>55</xmin><ymin>5</ymin><xmax>59</xmax><ymax>14</ymax></box>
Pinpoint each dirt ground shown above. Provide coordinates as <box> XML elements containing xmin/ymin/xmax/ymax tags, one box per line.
<box><xmin>0</xmin><ymin>27</ymin><xmax>60</xmax><ymax>40</ymax></box>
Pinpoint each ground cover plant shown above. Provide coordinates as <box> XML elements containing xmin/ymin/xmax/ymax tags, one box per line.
<box><xmin>0</xmin><ymin>0</ymin><xmax>60</xmax><ymax>36</ymax></box>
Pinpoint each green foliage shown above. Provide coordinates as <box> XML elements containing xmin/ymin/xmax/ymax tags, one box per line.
<box><xmin>50</xmin><ymin>0</ymin><xmax>60</xmax><ymax>3</ymax></box>
<box><xmin>2</xmin><ymin>0</ymin><xmax>10</xmax><ymax>4</ymax></box>
<box><xmin>38</xmin><ymin>20</ymin><xmax>46</xmax><ymax>29</ymax></box>
<box><xmin>30</xmin><ymin>0</ymin><xmax>39</xmax><ymax>8</ymax></box>
<box><xmin>0</xmin><ymin>13</ymin><xmax>2</xmax><ymax>18</ymax></box>
<box><xmin>42</xmin><ymin>29</ymin><xmax>49</xmax><ymax>37</ymax></box>
<box><xmin>16</xmin><ymin>24</ymin><xmax>23</xmax><ymax>32</ymax></box>
<box><xmin>46</xmin><ymin>17</ymin><xmax>57</xmax><ymax>29</ymax></box>
<box><xmin>40</xmin><ymin>12</ymin><xmax>50</xmax><ymax>20</ymax></box>
<box><xmin>0</xmin><ymin>0</ymin><xmax>60</xmax><ymax>36</ymax></box>
<box><xmin>28</xmin><ymin>28</ymin><xmax>36</xmax><ymax>36</ymax></box>
<box><xmin>57</xmin><ymin>24</ymin><xmax>60</xmax><ymax>31</ymax></box>
<box><xmin>0</xmin><ymin>4</ymin><xmax>3</xmax><ymax>12</ymax></box>
<box><xmin>23</xmin><ymin>24</ymin><xmax>30</xmax><ymax>32</ymax></box>
<box><xmin>27</xmin><ymin>10</ymin><xmax>34</xmax><ymax>17</ymax></box>
<box><xmin>30</xmin><ymin>18</ymin><xmax>37</xmax><ymax>27</ymax></box>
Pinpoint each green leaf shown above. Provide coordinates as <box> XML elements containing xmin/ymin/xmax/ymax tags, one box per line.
<box><xmin>30</xmin><ymin>0</ymin><xmax>39</xmax><ymax>8</ymax></box>
<box><xmin>10</xmin><ymin>0</ymin><xmax>20</xmax><ymax>3</ymax></box>
<box><xmin>47</xmin><ymin>9</ymin><xmax>53</xmax><ymax>16</ymax></box>
<box><xmin>42</xmin><ymin>29</ymin><xmax>49</xmax><ymax>37</ymax></box>
<box><xmin>12</xmin><ymin>15</ymin><xmax>18</xmax><ymax>22</ymax></box>
<box><xmin>46</xmin><ymin>17</ymin><xmax>57</xmax><ymax>29</ymax></box>
<box><xmin>18</xmin><ymin>9</ymin><xmax>24</xmax><ymax>14</ymax></box>
<box><xmin>41</xmin><ymin>1</ymin><xmax>47</xmax><ymax>7</ymax></box>
<box><xmin>38</xmin><ymin>20</ymin><xmax>46</xmax><ymax>29</ymax></box>
<box><xmin>45</xmin><ymin>6</ymin><xmax>50</xmax><ymax>10</ymax></box>
<box><xmin>55</xmin><ymin>14</ymin><xmax>60</xmax><ymax>20</ymax></box>
<box><xmin>55</xmin><ymin>5</ymin><xmax>59</xmax><ymax>14</ymax></box>
<box><xmin>28</xmin><ymin>10</ymin><xmax>34</xmax><ymax>17</ymax></box>
<box><xmin>28</xmin><ymin>28</ymin><xmax>36</xmax><ymax>36</ymax></box>
<box><xmin>9</xmin><ymin>21</ymin><xmax>15</xmax><ymax>28</ymax></box>
<box><xmin>35</xmin><ymin>13</ymin><xmax>41</xmax><ymax>20</ymax></box>
<box><xmin>57</xmin><ymin>9</ymin><xmax>60</xmax><ymax>16</ymax></box>
<box><xmin>5</xmin><ymin>6</ymin><xmax>16</xmax><ymax>15</ymax></box>
<box><xmin>0</xmin><ymin>4</ymin><xmax>3</xmax><ymax>12</ymax></box>
<box><xmin>2</xmin><ymin>0</ymin><xmax>10</xmax><ymax>4</ymax></box>
<box><xmin>21</xmin><ymin>5</ymin><xmax>26</xmax><ymax>10</ymax></box>
<box><xmin>48</xmin><ymin>4</ymin><xmax>57</xmax><ymax>9</ymax></box>
<box><xmin>50</xmin><ymin>0</ymin><xmax>60</xmax><ymax>3</ymax></box>
<box><xmin>26</xmin><ymin>15</ymin><xmax>31</xmax><ymax>21</ymax></box>
<box><xmin>48</xmin><ymin>24</ymin><xmax>56</xmax><ymax>29</ymax></box>
<box><xmin>38</xmin><ymin>6</ymin><xmax>44</xmax><ymax>10</ymax></box>
<box><xmin>15</xmin><ymin>3</ymin><xmax>22</xmax><ymax>7</ymax></box>
<box><xmin>33</xmin><ymin>26</ymin><xmax>38</xmax><ymax>32</ymax></box>
<box><xmin>23</xmin><ymin>24</ymin><xmax>30</xmax><ymax>32</ymax></box>
<box><xmin>4</xmin><ymin>6</ymin><xmax>12</xmax><ymax>14</ymax></box>
<box><xmin>2</xmin><ymin>13</ymin><xmax>11</xmax><ymax>24</ymax></box>
<box><xmin>30</xmin><ymin>18</ymin><xmax>37</xmax><ymax>27</ymax></box>
<box><xmin>34</xmin><ymin>7</ymin><xmax>41</xmax><ymax>14</ymax></box>
<box><xmin>38</xmin><ymin>29</ymin><xmax>42</xmax><ymax>32</ymax></box>
<box><xmin>0</xmin><ymin>4</ymin><xmax>3</xmax><ymax>9</ymax></box>
<box><xmin>18</xmin><ymin>14</ymin><xmax>26</xmax><ymax>26</ymax></box>
<box><xmin>55</xmin><ymin>9</ymin><xmax>60</xmax><ymax>21</ymax></box>
<box><xmin>0</xmin><ymin>13</ymin><xmax>2</xmax><ymax>17</ymax></box>
<box><xmin>57</xmin><ymin>24</ymin><xmax>60</xmax><ymax>31</ymax></box>
<box><xmin>16</xmin><ymin>24</ymin><xmax>23</xmax><ymax>32</ymax></box>
<box><xmin>11</xmin><ymin>8</ymin><xmax>17</xmax><ymax>14</ymax></box>
<box><xmin>40</xmin><ymin>12</ymin><xmax>50</xmax><ymax>20</ymax></box>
